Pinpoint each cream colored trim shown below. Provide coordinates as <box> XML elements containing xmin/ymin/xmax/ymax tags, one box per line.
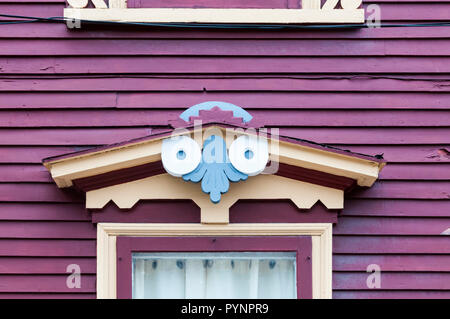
<box><xmin>47</xmin><ymin>140</ymin><xmax>162</xmax><ymax>187</ymax></box>
<box><xmin>275</xmin><ymin>142</ymin><xmax>382</xmax><ymax>187</ymax></box>
<box><xmin>44</xmin><ymin>125</ymin><xmax>383</xmax><ymax>189</ymax></box>
<box><xmin>64</xmin><ymin>8</ymin><xmax>364</xmax><ymax>24</ymax></box>
<box><xmin>96</xmin><ymin>223</ymin><xmax>333</xmax><ymax>299</ymax></box>
<box><xmin>87</xmin><ymin>173</ymin><xmax>343</xmax><ymax>224</ymax></box>
<box><xmin>108</xmin><ymin>0</ymin><xmax>127</xmax><ymax>9</ymax></box>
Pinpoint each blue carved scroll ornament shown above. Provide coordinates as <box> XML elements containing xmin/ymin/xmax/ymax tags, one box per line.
<box><xmin>182</xmin><ymin>135</ymin><xmax>248</xmax><ymax>203</ymax></box>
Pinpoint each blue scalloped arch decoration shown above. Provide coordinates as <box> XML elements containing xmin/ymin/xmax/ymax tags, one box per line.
<box><xmin>179</xmin><ymin>101</ymin><xmax>253</xmax><ymax>123</ymax></box>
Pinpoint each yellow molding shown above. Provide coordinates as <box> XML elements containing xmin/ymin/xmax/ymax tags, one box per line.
<box><xmin>45</xmin><ymin>126</ymin><xmax>383</xmax><ymax>188</ymax></box>
<box><xmin>275</xmin><ymin>142</ymin><xmax>381</xmax><ymax>187</ymax></box>
<box><xmin>96</xmin><ymin>223</ymin><xmax>333</xmax><ymax>299</ymax></box>
<box><xmin>48</xmin><ymin>141</ymin><xmax>162</xmax><ymax>187</ymax></box>
<box><xmin>87</xmin><ymin>173</ymin><xmax>343</xmax><ymax>224</ymax></box>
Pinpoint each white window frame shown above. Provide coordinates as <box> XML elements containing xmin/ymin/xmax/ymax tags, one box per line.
<box><xmin>96</xmin><ymin>223</ymin><xmax>333</xmax><ymax>299</ymax></box>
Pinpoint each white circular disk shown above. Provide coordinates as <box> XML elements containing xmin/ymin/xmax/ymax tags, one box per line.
<box><xmin>229</xmin><ymin>135</ymin><xmax>269</xmax><ymax>176</ymax></box>
<box><xmin>161</xmin><ymin>136</ymin><xmax>201</xmax><ymax>177</ymax></box>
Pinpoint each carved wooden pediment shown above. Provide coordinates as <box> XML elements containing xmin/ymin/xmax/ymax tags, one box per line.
<box><xmin>43</xmin><ymin>102</ymin><xmax>384</xmax><ymax>224</ymax></box>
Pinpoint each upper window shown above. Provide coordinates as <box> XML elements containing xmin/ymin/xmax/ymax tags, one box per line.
<box><xmin>132</xmin><ymin>252</ymin><xmax>297</xmax><ymax>299</ymax></box>
<box><xmin>117</xmin><ymin>236</ymin><xmax>312</xmax><ymax>299</ymax></box>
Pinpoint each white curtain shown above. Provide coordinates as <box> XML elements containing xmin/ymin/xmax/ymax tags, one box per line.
<box><xmin>132</xmin><ymin>252</ymin><xmax>296</xmax><ymax>299</ymax></box>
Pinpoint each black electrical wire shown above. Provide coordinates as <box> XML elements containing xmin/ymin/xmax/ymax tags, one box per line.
<box><xmin>1</xmin><ymin>74</ymin><xmax>450</xmax><ymax>82</ymax></box>
<box><xmin>1</xmin><ymin>13</ymin><xmax>450</xmax><ymax>29</ymax></box>
<box><xmin>0</xmin><ymin>20</ymin><xmax>40</xmax><ymax>25</ymax></box>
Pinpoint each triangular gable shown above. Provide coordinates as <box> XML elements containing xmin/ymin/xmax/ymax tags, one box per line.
<box><xmin>43</xmin><ymin>102</ymin><xmax>385</xmax><ymax>223</ymax></box>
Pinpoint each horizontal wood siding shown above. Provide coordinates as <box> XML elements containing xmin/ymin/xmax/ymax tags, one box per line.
<box><xmin>0</xmin><ymin>0</ymin><xmax>449</xmax><ymax>298</ymax></box>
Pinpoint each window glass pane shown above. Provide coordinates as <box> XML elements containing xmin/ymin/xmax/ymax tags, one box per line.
<box><xmin>132</xmin><ymin>252</ymin><xmax>296</xmax><ymax>299</ymax></box>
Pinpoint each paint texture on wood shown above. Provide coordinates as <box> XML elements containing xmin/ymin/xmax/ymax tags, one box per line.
<box><xmin>0</xmin><ymin>0</ymin><xmax>449</xmax><ymax>298</ymax></box>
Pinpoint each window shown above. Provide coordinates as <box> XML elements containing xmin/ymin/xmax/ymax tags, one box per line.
<box><xmin>132</xmin><ymin>252</ymin><xmax>297</xmax><ymax>299</ymax></box>
<box><xmin>117</xmin><ymin>236</ymin><xmax>312</xmax><ymax>299</ymax></box>
<box><xmin>97</xmin><ymin>223</ymin><xmax>333</xmax><ymax>299</ymax></box>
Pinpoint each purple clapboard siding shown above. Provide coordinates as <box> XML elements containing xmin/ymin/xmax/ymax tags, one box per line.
<box><xmin>343</xmin><ymin>199</ymin><xmax>450</xmax><ymax>217</ymax></box>
<box><xmin>0</xmin><ymin>165</ymin><xmax>53</xmax><ymax>182</ymax></box>
<box><xmin>0</xmin><ymin>92</ymin><xmax>116</xmax><ymax>108</ymax></box>
<box><xmin>2</xmin><ymin>92</ymin><xmax>450</xmax><ymax>109</ymax></box>
<box><xmin>0</xmin><ymin>240</ymin><xmax>96</xmax><ymax>257</ymax></box>
<box><xmin>0</xmin><ymin>203</ymin><xmax>90</xmax><ymax>221</ymax></box>
<box><xmin>3</xmin><ymin>23</ymin><xmax>450</xmax><ymax>40</ymax></box>
<box><xmin>5</xmin><ymin>127</ymin><xmax>450</xmax><ymax>146</ymax></box>
<box><xmin>333</xmin><ymin>255</ymin><xmax>450</xmax><ymax>272</ymax></box>
<box><xmin>0</xmin><ymin>221</ymin><xmax>96</xmax><ymax>239</ymax></box>
<box><xmin>0</xmin><ymin>128</ymin><xmax>152</xmax><ymax>145</ymax></box>
<box><xmin>334</xmin><ymin>291</ymin><xmax>450</xmax><ymax>299</ymax></box>
<box><xmin>0</xmin><ymin>4</ymin><xmax>63</xmax><ymax>20</ymax></box>
<box><xmin>0</xmin><ymin>257</ymin><xmax>96</xmax><ymax>274</ymax></box>
<box><xmin>378</xmin><ymin>164</ymin><xmax>450</xmax><ymax>180</ymax></box>
<box><xmin>279</xmin><ymin>128</ymin><xmax>450</xmax><ymax>144</ymax></box>
<box><xmin>0</xmin><ymin>275</ymin><xmax>96</xmax><ymax>293</ymax></box>
<box><xmin>3</xmin><ymin>57</ymin><xmax>450</xmax><ymax>74</ymax></box>
<box><xmin>333</xmin><ymin>217</ymin><xmax>450</xmax><ymax>235</ymax></box>
<box><xmin>349</xmin><ymin>181</ymin><xmax>450</xmax><ymax>199</ymax></box>
<box><xmin>2</xmin><ymin>77</ymin><xmax>450</xmax><ymax>93</ymax></box>
<box><xmin>0</xmin><ymin>146</ymin><xmax>93</xmax><ymax>163</ymax></box>
<box><xmin>0</xmin><ymin>0</ymin><xmax>449</xmax><ymax>299</ymax></box>
<box><xmin>0</xmin><ymin>184</ymin><xmax>83</xmax><ymax>202</ymax></box>
<box><xmin>333</xmin><ymin>236</ymin><xmax>450</xmax><ymax>254</ymax></box>
<box><xmin>2</xmin><ymin>110</ymin><xmax>450</xmax><ymax>127</ymax></box>
<box><xmin>327</xmin><ymin>146</ymin><xmax>450</xmax><ymax>163</ymax></box>
<box><xmin>4</xmin><ymin>39</ymin><xmax>450</xmax><ymax>56</ymax></box>
<box><xmin>115</xmin><ymin>92</ymin><xmax>450</xmax><ymax>109</ymax></box>
<box><xmin>334</xmin><ymin>273</ymin><xmax>450</xmax><ymax>290</ymax></box>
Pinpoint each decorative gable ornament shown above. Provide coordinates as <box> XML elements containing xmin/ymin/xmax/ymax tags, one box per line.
<box><xmin>162</xmin><ymin>102</ymin><xmax>270</xmax><ymax>203</ymax></box>
<box><xmin>43</xmin><ymin>101</ymin><xmax>385</xmax><ymax>224</ymax></box>
<box><xmin>162</xmin><ymin>131</ymin><xmax>268</xmax><ymax>204</ymax></box>
<box><xmin>64</xmin><ymin>0</ymin><xmax>365</xmax><ymax>27</ymax></box>
<box><xmin>161</xmin><ymin>101</ymin><xmax>269</xmax><ymax>204</ymax></box>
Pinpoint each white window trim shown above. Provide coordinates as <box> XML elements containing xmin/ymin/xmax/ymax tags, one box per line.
<box><xmin>96</xmin><ymin>223</ymin><xmax>333</xmax><ymax>299</ymax></box>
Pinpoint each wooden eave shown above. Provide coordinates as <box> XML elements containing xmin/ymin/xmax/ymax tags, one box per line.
<box><xmin>43</xmin><ymin>123</ymin><xmax>385</xmax><ymax>190</ymax></box>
